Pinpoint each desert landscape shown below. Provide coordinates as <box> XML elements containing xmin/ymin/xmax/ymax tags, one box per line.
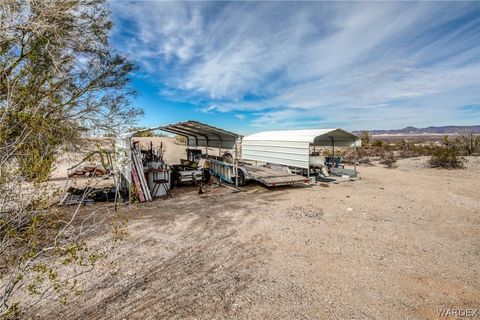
<box><xmin>24</xmin><ymin>153</ymin><xmax>479</xmax><ymax>320</ymax></box>
<box><xmin>2</xmin><ymin>1</ymin><xmax>480</xmax><ymax>319</ymax></box>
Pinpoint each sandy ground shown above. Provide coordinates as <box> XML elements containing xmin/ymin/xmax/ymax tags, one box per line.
<box><xmin>29</xmin><ymin>157</ymin><xmax>480</xmax><ymax>320</ymax></box>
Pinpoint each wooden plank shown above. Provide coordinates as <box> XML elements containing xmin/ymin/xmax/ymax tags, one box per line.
<box><xmin>132</xmin><ymin>148</ymin><xmax>152</xmax><ymax>201</ymax></box>
<box><xmin>131</xmin><ymin>162</ymin><xmax>145</xmax><ymax>202</ymax></box>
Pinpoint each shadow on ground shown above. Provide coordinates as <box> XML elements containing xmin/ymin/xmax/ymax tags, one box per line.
<box><xmin>42</xmin><ymin>186</ymin><xmax>272</xmax><ymax>320</ymax></box>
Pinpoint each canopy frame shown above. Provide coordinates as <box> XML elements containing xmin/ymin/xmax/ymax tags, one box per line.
<box><xmin>117</xmin><ymin>120</ymin><xmax>240</xmax><ymax>189</ymax></box>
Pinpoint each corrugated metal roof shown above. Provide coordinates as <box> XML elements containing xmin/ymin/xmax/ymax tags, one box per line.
<box><xmin>243</xmin><ymin>128</ymin><xmax>358</xmax><ymax>143</ymax></box>
<box><xmin>127</xmin><ymin>120</ymin><xmax>239</xmax><ymax>149</ymax></box>
<box><xmin>160</xmin><ymin>120</ymin><xmax>238</xmax><ymax>149</ymax></box>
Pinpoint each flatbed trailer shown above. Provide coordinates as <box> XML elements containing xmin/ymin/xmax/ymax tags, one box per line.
<box><xmin>207</xmin><ymin>159</ymin><xmax>310</xmax><ymax>187</ymax></box>
<box><xmin>240</xmin><ymin>164</ymin><xmax>310</xmax><ymax>187</ymax></box>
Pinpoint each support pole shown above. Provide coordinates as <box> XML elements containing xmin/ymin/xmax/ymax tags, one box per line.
<box><xmin>354</xmin><ymin>138</ymin><xmax>357</xmax><ymax>174</ymax></box>
<box><xmin>234</xmin><ymin>137</ymin><xmax>239</xmax><ymax>188</ymax></box>
<box><xmin>330</xmin><ymin>137</ymin><xmax>335</xmax><ymax>160</ymax></box>
<box><xmin>307</xmin><ymin>143</ymin><xmax>311</xmax><ymax>179</ymax></box>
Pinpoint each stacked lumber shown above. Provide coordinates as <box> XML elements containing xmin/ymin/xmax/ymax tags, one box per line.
<box><xmin>131</xmin><ymin>146</ymin><xmax>152</xmax><ymax>202</ymax></box>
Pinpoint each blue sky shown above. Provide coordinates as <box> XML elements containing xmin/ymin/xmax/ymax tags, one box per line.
<box><xmin>110</xmin><ymin>1</ymin><xmax>480</xmax><ymax>135</ymax></box>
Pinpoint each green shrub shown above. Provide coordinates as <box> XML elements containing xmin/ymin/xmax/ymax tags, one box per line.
<box><xmin>132</xmin><ymin>129</ymin><xmax>155</xmax><ymax>137</ymax></box>
<box><xmin>359</xmin><ymin>131</ymin><xmax>371</xmax><ymax>146</ymax></box>
<box><xmin>428</xmin><ymin>146</ymin><xmax>464</xmax><ymax>169</ymax></box>
<box><xmin>371</xmin><ymin>140</ymin><xmax>383</xmax><ymax>147</ymax></box>
<box><xmin>380</xmin><ymin>153</ymin><xmax>397</xmax><ymax>168</ymax></box>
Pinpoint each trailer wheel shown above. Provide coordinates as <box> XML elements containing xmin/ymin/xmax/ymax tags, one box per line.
<box><xmin>236</xmin><ymin>169</ymin><xmax>246</xmax><ymax>187</ymax></box>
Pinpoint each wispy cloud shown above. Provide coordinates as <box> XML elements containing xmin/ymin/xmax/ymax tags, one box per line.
<box><xmin>111</xmin><ymin>2</ymin><xmax>480</xmax><ymax>130</ymax></box>
<box><xmin>234</xmin><ymin>114</ymin><xmax>245</xmax><ymax>121</ymax></box>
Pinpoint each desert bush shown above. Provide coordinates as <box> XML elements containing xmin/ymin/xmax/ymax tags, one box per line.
<box><xmin>358</xmin><ymin>146</ymin><xmax>386</xmax><ymax>158</ymax></box>
<box><xmin>340</xmin><ymin>149</ymin><xmax>354</xmax><ymax>164</ymax></box>
<box><xmin>335</xmin><ymin>142</ymin><xmax>385</xmax><ymax>164</ymax></box>
<box><xmin>399</xmin><ymin>147</ymin><xmax>420</xmax><ymax>158</ymax></box>
<box><xmin>379</xmin><ymin>153</ymin><xmax>397</xmax><ymax>168</ymax></box>
<box><xmin>131</xmin><ymin>127</ymin><xmax>155</xmax><ymax>137</ymax></box>
<box><xmin>359</xmin><ymin>131</ymin><xmax>371</xmax><ymax>146</ymax></box>
<box><xmin>455</xmin><ymin>129</ymin><xmax>480</xmax><ymax>155</ymax></box>
<box><xmin>340</xmin><ymin>148</ymin><xmax>373</xmax><ymax>165</ymax></box>
<box><xmin>428</xmin><ymin>148</ymin><xmax>464</xmax><ymax>169</ymax></box>
<box><xmin>382</xmin><ymin>143</ymin><xmax>392</xmax><ymax>152</ymax></box>
<box><xmin>391</xmin><ymin>139</ymin><xmax>439</xmax><ymax>159</ymax></box>
<box><xmin>428</xmin><ymin>139</ymin><xmax>464</xmax><ymax>169</ymax></box>
<box><xmin>371</xmin><ymin>140</ymin><xmax>383</xmax><ymax>147</ymax></box>
<box><xmin>175</xmin><ymin>135</ymin><xmax>187</xmax><ymax>144</ymax></box>
<box><xmin>395</xmin><ymin>139</ymin><xmax>409</xmax><ymax>150</ymax></box>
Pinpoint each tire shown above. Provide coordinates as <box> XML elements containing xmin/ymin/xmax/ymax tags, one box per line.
<box><xmin>236</xmin><ymin>169</ymin><xmax>246</xmax><ymax>187</ymax></box>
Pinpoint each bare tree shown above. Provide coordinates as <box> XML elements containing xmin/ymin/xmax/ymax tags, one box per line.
<box><xmin>1</xmin><ymin>0</ymin><xmax>142</xmax><ymax>179</ymax></box>
<box><xmin>1</xmin><ymin>0</ymin><xmax>140</xmax><ymax>317</ymax></box>
<box><xmin>455</xmin><ymin>129</ymin><xmax>480</xmax><ymax>156</ymax></box>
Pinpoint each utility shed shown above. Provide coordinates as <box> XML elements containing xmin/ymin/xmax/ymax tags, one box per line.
<box><xmin>242</xmin><ymin>129</ymin><xmax>360</xmax><ymax>170</ymax></box>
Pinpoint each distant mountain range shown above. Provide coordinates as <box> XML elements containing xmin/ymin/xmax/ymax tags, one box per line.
<box><xmin>353</xmin><ymin>125</ymin><xmax>480</xmax><ymax>135</ymax></box>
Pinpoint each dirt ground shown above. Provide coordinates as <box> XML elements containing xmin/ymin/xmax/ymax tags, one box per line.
<box><xmin>31</xmin><ymin>157</ymin><xmax>479</xmax><ymax>320</ymax></box>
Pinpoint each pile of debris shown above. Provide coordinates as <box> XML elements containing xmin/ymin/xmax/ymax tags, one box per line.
<box><xmin>59</xmin><ymin>187</ymin><xmax>116</xmax><ymax>205</ymax></box>
<box><xmin>67</xmin><ymin>164</ymin><xmax>108</xmax><ymax>178</ymax></box>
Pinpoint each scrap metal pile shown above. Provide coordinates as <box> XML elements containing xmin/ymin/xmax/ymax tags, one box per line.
<box><xmin>59</xmin><ymin>187</ymin><xmax>117</xmax><ymax>206</ymax></box>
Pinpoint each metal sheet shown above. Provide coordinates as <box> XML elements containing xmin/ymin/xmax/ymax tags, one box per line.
<box><xmin>115</xmin><ymin>134</ymin><xmax>132</xmax><ymax>184</ymax></box>
<box><xmin>121</xmin><ymin>120</ymin><xmax>239</xmax><ymax>150</ymax></box>
<box><xmin>242</xmin><ymin>140</ymin><xmax>310</xmax><ymax>168</ymax></box>
<box><xmin>208</xmin><ymin>159</ymin><xmax>236</xmax><ymax>184</ymax></box>
<box><xmin>243</xmin><ymin>128</ymin><xmax>358</xmax><ymax>145</ymax></box>
<box><xmin>161</xmin><ymin>120</ymin><xmax>238</xmax><ymax>149</ymax></box>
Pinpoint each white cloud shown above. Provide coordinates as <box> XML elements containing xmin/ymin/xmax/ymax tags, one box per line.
<box><xmin>111</xmin><ymin>1</ymin><xmax>480</xmax><ymax>129</ymax></box>
<box><xmin>234</xmin><ymin>114</ymin><xmax>245</xmax><ymax>121</ymax></box>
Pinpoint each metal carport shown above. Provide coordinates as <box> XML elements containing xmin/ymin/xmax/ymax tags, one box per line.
<box><xmin>242</xmin><ymin>128</ymin><xmax>360</xmax><ymax>176</ymax></box>
<box><xmin>115</xmin><ymin>120</ymin><xmax>241</xmax><ymax>189</ymax></box>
